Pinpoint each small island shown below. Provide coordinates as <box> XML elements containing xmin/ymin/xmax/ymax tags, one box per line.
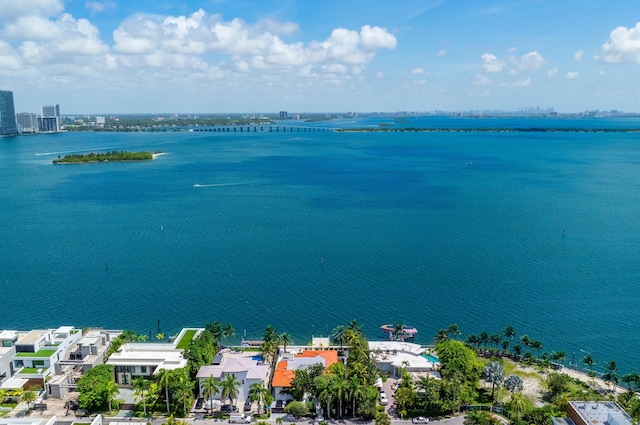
<box><xmin>53</xmin><ymin>150</ymin><xmax>155</xmax><ymax>164</ymax></box>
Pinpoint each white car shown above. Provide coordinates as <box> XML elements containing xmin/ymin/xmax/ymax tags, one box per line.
<box><xmin>380</xmin><ymin>392</ymin><xmax>389</xmax><ymax>405</ymax></box>
<box><xmin>412</xmin><ymin>417</ymin><xmax>429</xmax><ymax>424</ymax></box>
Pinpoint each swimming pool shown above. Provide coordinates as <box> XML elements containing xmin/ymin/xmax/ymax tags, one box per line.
<box><xmin>251</xmin><ymin>355</ymin><xmax>265</xmax><ymax>362</ymax></box>
<box><xmin>421</xmin><ymin>353</ymin><xmax>439</xmax><ymax>363</ymax></box>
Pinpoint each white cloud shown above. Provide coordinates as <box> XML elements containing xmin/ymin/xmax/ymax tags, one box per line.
<box><xmin>112</xmin><ymin>11</ymin><xmax>396</xmax><ymax>71</ymax></box>
<box><xmin>436</xmin><ymin>49</ymin><xmax>446</xmax><ymax>57</ymax></box>
<box><xmin>573</xmin><ymin>50</ymin><xmax>583</xmax><ymax>61</ymax></box>
<box><xmin>516</xmin><ymin>51</ymin><xmax>545</xmax><ymax>71</ymax></box>
<box><xmin>599</xmin><ymin>22</ymin><xmax>640</xmax><ymax>63</ymax></box>
<box><xmin>86</xmin><ymin>0</ymin><xmax>116</xmax><ymax>15</ymax></box>
<box><xmin>481</xmin><ymin>53</ymin><xmax>504</xmax><ymax>72</ymax></box>
<box><xmin>498</xmin><ymin>78</ymin><xmax>531</xmax><ymax>87</ymax></box>
<box><xmin>0</xmin><ymin>0</ymin><xmax>63</xmax><ymax>22</ymax></box>
<box><xmin>547</xmin><ymin>66</ymin><xmax>558</xmax><ymax>77</ymax></box>
<box><xmin>566</xmin><ymin>71</ymin><xmax>578</xmax><ymax>79</ymax></box>
<box><xmin>474</xmin><ymin>73</ymin><xmax>491</xmax><ymax>85</ymax></box>
<box><xmin>411</xmin><ymin>67</ymin><xmax>425</xmax><ymax>75</ymax></box>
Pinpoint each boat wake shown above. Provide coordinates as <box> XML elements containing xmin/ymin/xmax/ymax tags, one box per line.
<box><xmin>193</xmin><ymin>182</ymin><xmax>252</xmax><ymax>188</ymax></box>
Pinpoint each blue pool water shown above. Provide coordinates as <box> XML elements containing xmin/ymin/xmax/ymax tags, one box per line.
<box><xmin>421</xmin><ymin>353</ymin><xmax>440</xmax><ymax>363</ymax></box>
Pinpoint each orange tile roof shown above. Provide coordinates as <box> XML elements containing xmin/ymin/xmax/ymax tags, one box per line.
<box><xmin>272</xmin><ymin>360</ymin><xmax>295</xmax><ymax>387</ymax></box>
<box><xmin>271</xmin><ymin>351</ymin><xmax>340</xmax><ymax>388</ymax></box>
<box><xmin>296</xmin><ymin>350</ymin><xmax>339</xmax><ymax>368</ymax></box>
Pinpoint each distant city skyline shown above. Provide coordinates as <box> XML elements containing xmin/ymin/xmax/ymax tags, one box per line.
<box><xmin>1</xmin><ymin>1</ymin><xmax>640</xmax><ymax>114</ymax></box>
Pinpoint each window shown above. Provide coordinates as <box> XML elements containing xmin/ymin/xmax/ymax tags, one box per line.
<box><xmin>33</xmin><ymin>360</ymin><xmax>45</xmax><ymax>367</ymax></box>
<box><xmin>141</xmin><ymin>366</ymin><xmax>147</xmax><ymax>374</ymax></box>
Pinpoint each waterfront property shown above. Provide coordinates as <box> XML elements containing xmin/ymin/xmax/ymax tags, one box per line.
<box><xmin>9</xmin><ymin>327</ymin><xmax>82</xmax><ymax>393</ymax></box>
<box><xmin>369</xmin><ymin>341</ymin><xmax>440</xmax><ymax>379</ymax></box>
<box><xmin>271</xmin><ymin>349</ymin><xmax>339</xmax><ymax>403</ymax></box>
<box><xmin>106</xmin><ymin>328</ymin><xmax>201</xmax><ymax>385</ymax></box>
<box><xmin>196</xmin><ymin>349</ymin><xmax>270</xmax><ymax>407</ymax></box>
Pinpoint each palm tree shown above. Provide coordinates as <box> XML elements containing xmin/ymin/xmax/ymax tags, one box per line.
<box><xmin>582</xmin><ymin>354</ymin><xmax>595</xmax><ymax>373</ymax></box>
<box><xmin>19</xmin><ymin>390</ymin><xmax>37</xmax><ymax>411</ymax></box>
<box><xmin>346</xmin><ymin>320</ymin><xmax>364</xmax><ymax>337</ymax></box>
<box><xmin>157</xmin><ymin>368</ymin><xmax>172</xmax><ymax>414</ymax></box>
<box><xmin>332</xmin><ymin>375</ymin><xmax>349</xmax><ymax>417</ymax></box>
<box><xmin>446</xmin><ymin>323</ymin><xmax>461</xmax><ymax>339</ymax></box>
<box><xmin>262</xmin><ymin>325</ymin><xmax>279</xmax><ymax>343</ymax></box>
<box><xmin>249</xmin><ymin>381</ymin><xmax>269</xmax><ymax>414</ymax></box>
<box><xmin>280</xmin><ymin>332</ymin><xmax>293</xmax><ymax>354</ymax></box>
<box><xmin>133</xmin><ymin>377</ymin><xmax>150</xmax><ymax>416</ymax></box>
<box><xmin>347</xmin><ymin>377</ymin><xmax>367</xmax><ymax>417</ymax></box>
<box><xmin>106</xmin><ymin>380</ymin><xmax>119</xmax><ymax>412</ymax></box>
<box><xmin>478</xmin><ymin>332</ymin><xmax>489</xmax><ymax>351</ymax></box>
<box><xmin>503</xmin><ymin>326</ymin><xmax>516</xmax><ymax>342</ymax></box>
<box><xmin>276</xmin><ymin>417</ymin><xmax>284</xmax><ymax>425</ymax></box>
<box><xmin>222</xmin><ymin>324</ymin><xmax>236</xmax><ymax>346</ymax></box>
<box><xmin>221</xmin><ymin>374</ymin><xmax>240</xmax><ymax>407</ymax></box>
<box><xmin>175</xmin><ymin>371</ymin><xmax>192</xmax><ymax>417</ymax></box>
<box><xmin>393</xmin><ymin>322</ymin><xmax>406</xmax><ymax>341</ymax></box>
<box><xmin>434</xmin><ymin>329</ymin><xmax>449</xmax><ymax>344</ymax></box>
<box><xmin>510</xmin><ymin>391</ymin><xmax>525</xmax><ymax>421</ymax></box>
<box><xmin>489</xmin><ymin>334</ymin><xmax>501</xmax><ymax>351</ymax></box>
<box><xmin>202</xmin><ymin>375</ymin><xmax>220</xmax><ymax>416</ymax></box>
<box><xmin>602</xmin><ymin>361</ymin><xmax>619</xmax><ymax>391</ymax></box>
<box><xmin>332</xmin><ymin>325</ymin><xmax>347</xmax><ymax>349</ymax></box>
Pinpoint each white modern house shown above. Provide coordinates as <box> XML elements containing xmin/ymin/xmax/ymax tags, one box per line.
<box><xmin>11</xmin><ymin>327</ymin><xmax>82</xmax><ymax>392</ymax></box>
<box><xmin>106</xmin><ymin>328</ymin><xmax>201</xmax><ymax>385</ymax></box>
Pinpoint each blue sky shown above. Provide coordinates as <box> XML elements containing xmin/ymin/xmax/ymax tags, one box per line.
<box><xmin>1</xmin><ymin>0</ymin><xmax>639</xmax><ymax>114</ymax></box>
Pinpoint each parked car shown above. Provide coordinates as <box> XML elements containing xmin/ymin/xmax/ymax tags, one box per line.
<box><xmin>380</xmin><ymin>392</ymin><xmax>389</xmax><ymax>405</ymax></box>
<box><xmin>244</xmin><ymin>400</ymin><xmax>252</xmax><ymax>411</ymax></box>
<box><xmin>195</xmin><ymin>398</ymin><xmax>204</xmax><ymax>409</ymax></box>
<box><xmin>222</xmin><ymin>404</ymin><xmax>239</xmax><ymax>413</ymax></box>
<box><xmin>412</xmin><ymin>417</ymin><xmax>429</xmax><ymax>424</ymax></box>
<box><xmin>229</xmin><ymin>414</ymin><xmax>252</xmax><ymax>423</ymax></box>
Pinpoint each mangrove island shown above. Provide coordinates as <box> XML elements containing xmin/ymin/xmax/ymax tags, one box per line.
<box><xmin>53</xmin><ymin>150</ymin><xmax>155</xmax><ymax>163</ymax></box>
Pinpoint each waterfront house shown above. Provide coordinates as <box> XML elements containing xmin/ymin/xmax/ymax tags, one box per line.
<box><xmin>106</xmin><ymin>328</ymin><xmax>201</xmax><ymax>385</ymax></box>
<box><xmin>11</xmin><ymin>327</ymin><xmax>82</xmax><ymax>393</ymax></box>
<box><xmin>0</xmin><ymin>331</ymin><xmax>18</xmax><ymax>389</ymax></box>
<box><xmin>271</xmin><ymin>350</ymin><xmax>339</xmax><ymax>403</ymax></box>
<box><xmin>196</xmin><ymin>349</ymin><xmax>270</xmax><ymax>407</ymax></box>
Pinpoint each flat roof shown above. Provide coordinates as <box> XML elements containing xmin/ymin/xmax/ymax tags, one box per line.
<box><xmin>0</xmin><ymin>330</ymin><xmax>18</xmax><ymax>340</ymax></box>
<box><xmin>0</xmin><ymin>377</ymin><xmax>29</xmax><ymax>390</ymax></box>
<box><xmin>570</xmin><ymin>401</ymin><xmax>633</xmax><ymax>425</ymax></box>
<box><xmin>17</xmin><ymin>330</ymin><xmax>48</xmax><ymax>345</ymax></box>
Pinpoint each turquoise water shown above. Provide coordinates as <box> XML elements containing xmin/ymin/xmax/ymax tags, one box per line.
<box><xmin>421</xmin><ymin>353</ymin><xmax>439</xmax><ymax>363</ymax></box>
<box><xmin>1</xmin><ymin>119</ymin><xmax>640</xmax><ymax>374</ymax></box>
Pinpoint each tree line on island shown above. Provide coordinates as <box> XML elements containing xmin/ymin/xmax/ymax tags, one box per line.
<box><xmin>52</xmin><ymin>150</ymin><xmax>156</xmax><ymax>163</ymax></box>
<box><xmin>22</xmin><ymin>321</ymin><xmax>640</xmax><ymax>425</ymax></box>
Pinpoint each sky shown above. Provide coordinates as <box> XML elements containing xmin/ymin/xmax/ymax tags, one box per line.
<box><xmin>1</xmin><ymin>0</ymin><xmax>640</xmax><ymax>114</ymax></box>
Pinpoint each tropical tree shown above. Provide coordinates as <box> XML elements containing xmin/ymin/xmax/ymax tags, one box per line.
<box><xmin>222</xmin><ymin>324</ymin><xmax>236</xmax><ymax>346</ymax></box>
<box><xmin>19</xmin><ymin>389</ymin><xmax>37</xmax><ymax>411</ymax></box>
<box><xmin>602</xmin><ymin>361</ymin><xmax>619</xmax><ymax>391</ymax></box>
<box><xmin>262</xmin><ymin>325</ymin><xmax>279</xmax><ymax>343</ymax></box>
<box><xmin>393</xmin><ymin>322</ymin><xmax>407</xmax><ymax>341</ymax></box>
<box><xmin>133</xmin><ymin>377</ymin><xmax>151</xmax><ymax>416</ymax></box>
<box><xmin>331</xmin><ymin>375</ymin><xmax>349</xmax><ymax>417</ymax></box>
<box><xmin>332</xmin><ymin>325</ymin><xmax>347</xmax><ymax>349</ymax></box>
<box><xmin>249</xmin><ymin>381</ymin><xmax>269</xmax><ymax>414</ymax></box>
<box><xmin>375</xmin><ymin>412</ymin><xmax>391</xmax><ymax>425</ymax></box>
<box><xmin>106</xmin><ymin>380</ymin><xmax>120</xmax><ymax>412</ymax></box>
<box><xmin>434</xmin><ymin>329</ymin><xmax>449</xmax><ymax>344</ymax></box>
<box><xmin>284</xmin><ymin>400</ymin><xmax>309</xmax><ymax>418</ymax></box>
<box><xmin>582</xmin><ymin>355</ymin><xmax>595</xmax><ymax>374</ymax></box>
<box><xmin>503</xmin><ymin>374</ymin><xmax>524</xmax><ymax>396</ymax></box>
<box><xmin>482</xmin><ymin>361</ymin><xmax>505</xmax><ymax>401</ymax></box>
<box><xmin>503</xmin><ymin>326</ymin><xmax>516</xmax><ymax>342</ymax></box>
<box><xmin>479</xmin><ymin>332</ymin><xmax>489</xmax><ymax>351</ymax></box>
<box><xmin>175</xmin><ymin>370</ymin><xmax>193</xmax><ymax>417</ymax></box>
<box><xmin>202</xmin><ymin>375</ymin><xmax>220</xmax><ymax>416</ymax></box>
<box><xmin>157</xmin><ymin>368</ymin><xmax>173</xmax><ymax>414</ymax></box>
<box><xmin>221</xmin><ymin>374</ymin><xmax>240</xmax><ymax>407</ymax></box>
<box><xmin>280</xmin><ymin>332</ymin><xmax>293</xmax><ymax>353</ymax></box>
<box><xmin>489</xmin><ymin>334</ymin><xmax>501</xmax><ymax>351</ymax></box>
<box><xmin>346</xmin><ymin>320</ymin><xmax>364</xmax><ymax>337</ymax></box>
<box><xmin>447</xmin><ymin>323</ymin><xmax>461</xmax><ymax>339</ymax></box>
<box><xmin>510</xmin><ymin>392</ymin><xmax>526</xmax><ymax>421</ymax></box>
<box><xmin>622</xmin><ymin>373</ymin><xmax>640</xmax><ymax>391</ymax></box>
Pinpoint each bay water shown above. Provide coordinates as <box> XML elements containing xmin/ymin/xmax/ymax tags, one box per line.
<box><xmin>1</xmin><ymin>117</ymin><xmax>639</xmax><ymax>373</ymax></box>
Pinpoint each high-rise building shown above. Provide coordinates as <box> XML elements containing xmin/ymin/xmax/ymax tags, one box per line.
<box><xmin>16</xmin><ymin>112</ymin><xmax>39</xmax><ymax>133</ymax></box>
<box><xmin>279</xmin><ymin>110</ymin><xmax>288</xmax><ymax>120</ymax></box>
<box><xmin>40</xmin><ymin>104</ymin><xmax>61</xmax><ymax>132</ymax></box>
<box><xmin>0</xmin><ymin>90</ymin><xmax>18</xmax><ymax>136</ymax></box>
